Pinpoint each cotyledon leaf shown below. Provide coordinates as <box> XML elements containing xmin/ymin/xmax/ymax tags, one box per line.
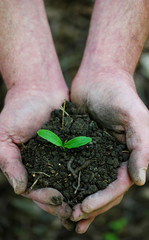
<box><xmin>37</xmin><ymin>129</ymin><xmax>63</xmax><ymax>147</ymax></box>
<box><xmin>64</xmin><ymin>136</ymin><xmax>92</xmax><ymax>149</ymax></box>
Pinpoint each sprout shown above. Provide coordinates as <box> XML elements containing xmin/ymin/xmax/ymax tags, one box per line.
<box><xmin>37</xmin><ymin>129</ymin><xmax>92</xmax><ymax>150</ymax></box>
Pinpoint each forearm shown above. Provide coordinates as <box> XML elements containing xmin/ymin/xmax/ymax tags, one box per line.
<box><xmin>0</xmin><ymin>0</ymin><xmax>63</xmax><ymax>90</ymax></box>
<box><xmin>81</xmin><ymin>0</ymin><xmax>149</xmax><ymax>75</ymax></box>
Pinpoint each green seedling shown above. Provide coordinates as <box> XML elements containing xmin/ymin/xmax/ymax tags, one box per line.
<box><xmin>37</xmin><ymin>129</ymin><xmax>92</xmax><ymax>150</ymax></box>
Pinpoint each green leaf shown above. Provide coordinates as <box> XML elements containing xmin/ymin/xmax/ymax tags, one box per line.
<box><xmin>103</xmin><ymin>232</ymin><xmax>120</xmax><ymax>240</ymax></box>
<box><xmin>64</xmin><ymin>136</ymin><xmax>92</xmax><ymax>149</ymax></box>
<box><xmin>64</xmin><ymin>139</ymin><xmax>68</xmax><ymax>145</ymax></box>
<box><xmin>37</xmin><ymin>130</ymin><xmax>63</xmax><ymax>147</ymax></box>
<box><xmin>109</xmin><ymin>218</ymin><xmax>128</xmax><ymax>232</ymax></box>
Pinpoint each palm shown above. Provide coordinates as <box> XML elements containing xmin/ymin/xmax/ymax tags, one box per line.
<box><xmin>71</xmin><ymin>71</ymin><xmax>149</xmax><ymax>233</ymax></box>
<box><xmin>0</xmin><ymin>87</ymin><xmax>64</xmax><ymax>142</ymax></box>
<box><xmin>71</xmin><ymin>73</ymin><xmax>149</xmax><ymax>183</ymax></box>
<box><xmin>0</xmin><ymin>86</ymin><xmax>69</xmax><ymax>203</ymax></box>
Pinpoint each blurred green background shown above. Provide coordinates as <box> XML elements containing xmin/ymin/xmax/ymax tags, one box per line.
<box><xmin>0</xmin><ymin>1</ymin><xmax>149</xmax><ymax>239</ymax></box>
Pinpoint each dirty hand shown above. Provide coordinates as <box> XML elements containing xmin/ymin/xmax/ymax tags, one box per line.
<box><xmin>70</xmin><ymin>70</ymin><xmax>149</xmax><ymax>233</ymax></box>
<box><xmin>0</xmin><ymin>85</ymin><xmax>72</xmax><ymax>222</ymax></box>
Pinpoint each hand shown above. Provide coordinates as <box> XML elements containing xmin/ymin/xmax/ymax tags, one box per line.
<box><xmin>70</xmin><ymin>69</ymin><xmax>149</xmax><ymax>233</ymax></box>
<box><xmin>0</xmin><ymin>84</ymin><xmax>73</xmax><ymax>223</ymax></box>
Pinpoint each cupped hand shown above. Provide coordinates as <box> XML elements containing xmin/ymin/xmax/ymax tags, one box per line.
<box><xmin>0</xmin><ymin>84</ymin><xmax>73</xmax><ymax>222</ymax></box>
<box><xmin>70</xmin><ymin>69</ymin><xmax>149</xmax><ymax>233</ymax></box>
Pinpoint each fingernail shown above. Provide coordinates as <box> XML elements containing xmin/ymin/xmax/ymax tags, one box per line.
<box><xmin>12</xmin><ymin>177</ymin><xmax>17</xmax><ymax>190</ymax></box>
<box><xmin>138</xmin><ymin>167</ymin><xmax>147</xmax><ymax>185</ymax></box>
<box><xmin>11</xmin><ymin>177</ymin><xmax>26</xmax><ymax>194</ymax></box>
<box><xmin>70</xmin><ymin>213</ymin><xmax>88</xmax><ymax>222</ymax></box>
<box><xmin>76</xmin><ymin>225</ymin><xmax>83</xmax><ymax>234</ymax></box>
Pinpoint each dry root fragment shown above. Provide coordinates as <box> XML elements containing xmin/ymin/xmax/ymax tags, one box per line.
<box><xmin>75</xmin><ymin>159</ymin><xmax>96</xmax><ymax>174</ymax></box>
<box><xmin>74</xmin><ymin>171</ymin><xmax>81</xmax><ymax>195</ymax></box>
<box><xmin>32</xmin><ymin>171</ymin><xmax>51</xmax><ymax>178</ymax></box>
<box><xmin>28</xmin><ymin>176</ymin><xmax>40</xmax><ymax>192</ymax></box>
<box><xmin>67</xmin><ymin>157</ymin><xmax>77</xmax><ymax>179</ymax></box>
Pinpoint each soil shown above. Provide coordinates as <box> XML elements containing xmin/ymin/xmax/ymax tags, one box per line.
<box><xmin>21</xmin><ymin>101</ymin><xmax>129</xmax><ymax>207</ymax></box>
<box><xmin>1</xmin><ymin>1</ymin><xmax>149</xmax><ymax>239</ymax></box>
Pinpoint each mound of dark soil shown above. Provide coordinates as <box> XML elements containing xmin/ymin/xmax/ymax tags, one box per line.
<box><xmin>21</xmin><ymin>102</ymin><xmax>129</xmax><ymax>207</ymax></box>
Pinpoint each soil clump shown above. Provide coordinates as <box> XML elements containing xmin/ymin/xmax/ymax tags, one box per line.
<box><xmin>21</xmin><ymin>101</ymin><xmax>129</xmax><ymax>207</ymax></box>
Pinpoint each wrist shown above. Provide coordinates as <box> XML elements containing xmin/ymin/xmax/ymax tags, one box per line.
<box><xmin>5</xmin><ymin>80</ymin><xmax>69</xmax><ymax>104</ymax></box>
<box><xmin>0</xmin><ymin>0</ymin><xmax>66</xmax><ymax>91</ymax></box>
<box><xmin>74</xmin><ymin>65</ymin><xmax>136</xmax><ymax>91</ymax></box>
<box><xmin>79</xmin><ymin>0</ymin><xmax>149</xmax><ymax>75</ymax></box>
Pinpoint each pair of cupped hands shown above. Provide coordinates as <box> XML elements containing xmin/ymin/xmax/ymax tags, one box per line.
<box><xmin>0</xmin><ymin>69</ymin><xmax>149</xmax><ymax>234</ymax></box>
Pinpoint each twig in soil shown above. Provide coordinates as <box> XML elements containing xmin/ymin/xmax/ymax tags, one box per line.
<box><xmin>59</xmin><ymin>106</ymin><xmax>69</xmax><ymax>116</ymax></box>
<box><xmin>32</xmin><ymin>171</ymin><xmax>51</xmax><ymax>178</ymax></box>
<box><xmin>103</xmin><ymin>129</ymin><xmax>112</xmax><ymax>137</ymax></box>
<box><xmin>74</xmin><ymin>171</ymin><xmax>81</xmax><ymax>195</ymax></box>
<box><xmin>20</xmin><ymin>142</ymin><xmax>27</xmax><ymax>149</ymax></box>
<box><xmin>60</xmin><ymin>99</ymin><xmax>68</xmax><ymax>129</ymax></box>
<box><xmin>105</xmin><ymin>145</ymin><xmax>113</xmax><ymax>150</ymax></box>
<box><xmin>76</xmin><ymin>114</ymin><xmax>88</xmax><ymax>117</ymax></box>
<box><xmin>47</xmin><ymin>162</ymin><xmax>53</xmax><ymax>166</ymax></box>
<box><xmin>75</xmin><ymin>159</ymin><xmax>96</xmax><ymax>174</ymax></box>
<box><xmin>28</xmin><ymin>176</ymin><xmax>40</xmax><ymax>192</ymax></box>
<box><xmin>67</xmin><ymin>157</ymin><xmax>77</xmax><ymax>179</ymax></box>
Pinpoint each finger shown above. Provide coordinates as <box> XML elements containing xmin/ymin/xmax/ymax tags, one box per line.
<box><xmin>0</xmin><ymin>141</ymin><xmax>27</xmax><ymax>194</ymax></box>
<box><xmin>81</xmin><ymin>162</ymin><xmax>132</xmax><ymax>213</ymax></box>
<box><xmin>87</xmin><ymin>195</ymin><xmax>123</xmax><ymax>218</ymax></box>
<box><xmin>71</xmin><ymin>195</ymin><xmax>123</xmax><ymax>221</ymax></box>
<box><xmin>75</xmin><ymin>217</ymin><xmax>95</xmax><ymax>234</ymax></box>
<box><xmin>23</xmin><ymin>188</ymin><xmax>64</xmax><ymax>205</ymax></box>
<box><xmin>126</xmin><ymin>112</ymin><xmax>149</xmax><ymax>186</ymax></box>
<box><xmin>75</xmin><ymin>195</ymin><xmax>123</xmax><ymax>234</ymax></box>
<box><xmin>70</xmin><ymin>204</ymin><xmax>89</xmax><ymax>222</ymax></box>
<box><xmin>128</xmin><ymin>148</ymin><xmax>149</xmax><ymax>186</ymax></box>
<box><xmin>34</xmin><ymin>201</ymin><xmax>72</xmax><ymax>219</ymax></box>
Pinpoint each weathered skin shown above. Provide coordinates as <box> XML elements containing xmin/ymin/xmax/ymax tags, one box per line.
<box><xmin>0</xmin><ymin>0</ymin><xmax>149</xmax><ymax>234</ymax></box>
<box><xmin>71</xmin><ymin>0</ymin><xmax>149</xmax><ymax>234</ymax></box>
<box><xmin>0</xmin><ymin>0</ymin><xmax>72</xmax><ymax>224</ymax></box>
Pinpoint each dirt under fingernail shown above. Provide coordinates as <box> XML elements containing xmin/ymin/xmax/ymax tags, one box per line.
<box><xmin>51</xmin><ymin>195</ymin><xmax>63</xmax><ymax>205</ymax></box>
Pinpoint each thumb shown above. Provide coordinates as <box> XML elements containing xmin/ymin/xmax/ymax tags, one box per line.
<box><xmin>126</xmin><ymin>109</ymin><xmax>149</xmax><ymax>186</ymax></box>
<box><xmin>0</xmin><ymin>140</ymin><xmax>28</xmax><ymax>194</ymax></box>
<box><xmin>128</xmin><ymin>147</ymin><xmax>149</xmax><ymax>186</ymax></box>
